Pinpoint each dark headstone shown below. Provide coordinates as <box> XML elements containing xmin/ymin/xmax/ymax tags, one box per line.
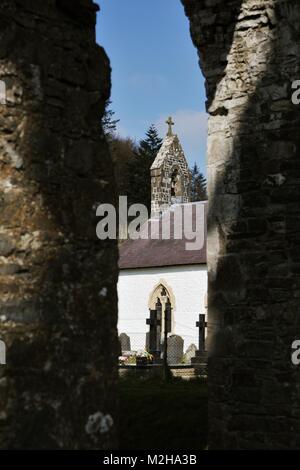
<box><xmin>119</xmin><ymin>333</ymin><xmax>131</xmax><ymax>352</ymax></box>
<box><xmin>167</xmin><ymin>335</ymin><xmax>184</xmax><ymax>364</ymax></box>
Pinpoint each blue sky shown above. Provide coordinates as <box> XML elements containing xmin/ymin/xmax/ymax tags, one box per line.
<box><xmin>95</xmin><ymin>0</ymin><xmax>207</xmax><ymax>173</ymax></box>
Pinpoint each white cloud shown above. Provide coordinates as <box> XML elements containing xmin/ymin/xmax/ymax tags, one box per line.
<box><xmin>155</xmin><ymin>109</ymin><xmax>208</xmax><ymax>170</ymax></box>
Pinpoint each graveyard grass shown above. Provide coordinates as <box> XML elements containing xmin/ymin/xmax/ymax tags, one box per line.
<box><xmin>119</xmin><ymin>375</ymin><xmax>207</xmax><ymax>450</ymax></box>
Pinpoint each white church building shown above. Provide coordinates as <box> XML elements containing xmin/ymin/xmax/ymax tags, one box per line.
<box><xmin>117</xmin><ymin>118</ymin><xmax>207</xmax><ymax>353</ymax></box>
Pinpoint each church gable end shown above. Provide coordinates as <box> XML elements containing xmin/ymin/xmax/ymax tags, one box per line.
<box><xmin>151</xmin><ymin>118</ymin><xmax>191</xmax><ymax>218</ymax></box>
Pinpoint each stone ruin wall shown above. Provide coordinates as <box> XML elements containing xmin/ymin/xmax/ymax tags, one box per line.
<box><xmin>182</xmin><ymin>0</ymin><xmax>300</xmax><ymax>449</ymax></box>
<box><xmin>0</xmin><ymin>0</ymin><xmax>118</xmax><ymax>449</ymax></box>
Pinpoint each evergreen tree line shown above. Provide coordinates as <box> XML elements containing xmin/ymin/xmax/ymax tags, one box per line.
<box><xmin>103</xmin><ymin>101</ymin><xmax>207</xmax><ymax>212</ymax></box>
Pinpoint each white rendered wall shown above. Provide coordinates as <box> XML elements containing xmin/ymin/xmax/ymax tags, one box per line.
<box><xmin>117</xmin><ymin>264</ymin><xmax>207</xmax><ymax>351</ymax></box>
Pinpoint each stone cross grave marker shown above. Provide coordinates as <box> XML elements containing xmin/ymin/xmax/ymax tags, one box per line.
<box><xmin>146</xmin><ymin>300</ymin><xmax>162</xmax><ymax>361</ymax></box>
<box><xmin>196</xmin><ymin>314</ymin><xmax>207</xmax><ymax>352</ymax></box>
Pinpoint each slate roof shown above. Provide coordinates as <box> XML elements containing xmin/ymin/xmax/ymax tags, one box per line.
<box><xmin>119</xmin><ymin>201</ymin><xmax>207</xmax><ymax>270</ymax></box>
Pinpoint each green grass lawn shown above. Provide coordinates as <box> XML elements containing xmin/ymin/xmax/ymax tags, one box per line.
<box><xmin>119</xmin><ymin>374</ymin><xmax>207</xmax><ymax>450</ymax></box>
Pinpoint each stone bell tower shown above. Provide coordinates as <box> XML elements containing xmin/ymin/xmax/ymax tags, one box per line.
<box><xmin>151</xmin><ymin>117</ymin><xmax>191</xmax><ymax>218</ymax></box>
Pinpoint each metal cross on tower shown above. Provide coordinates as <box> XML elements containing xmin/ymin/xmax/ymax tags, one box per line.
<box><xmin>166</xmin><ymin>116</ymin><xmax>174</xmax><ymax>136</ymax></box>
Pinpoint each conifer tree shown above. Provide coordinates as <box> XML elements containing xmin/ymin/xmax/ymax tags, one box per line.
<box><xmin>102</xmin><ymin>99</ymin><xmax>120</xmax><ymax>140</ymax></box>
<box><xmin>191</xmin><ymin>163</ymin><xmax>207</xmax><ymax>201</ymax></box>
<box><xmin>127</xmin><ymin>124</ymin><xmax>163</xmax><ymax>211</ymax></box>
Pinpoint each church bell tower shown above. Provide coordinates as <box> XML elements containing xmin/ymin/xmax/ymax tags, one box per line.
<box><xmin>150</xmin><ymin>117</ymin><xmax>191</xmax><ymax>218</ymax></box>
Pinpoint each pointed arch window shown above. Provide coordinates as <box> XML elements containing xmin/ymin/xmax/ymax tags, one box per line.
<box><xmin>149</xmin><ymin>283</ymin><xmax>174</xmax><ymax>338</ymax></box>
